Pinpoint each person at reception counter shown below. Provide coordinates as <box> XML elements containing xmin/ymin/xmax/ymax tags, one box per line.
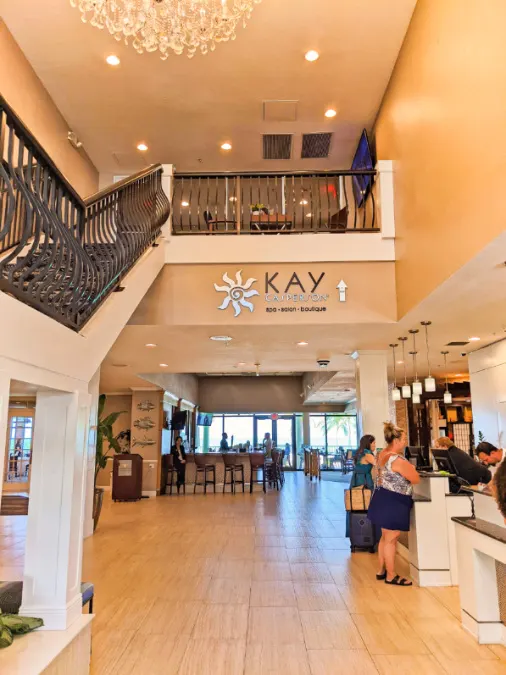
<box><xmin>436</xmin><ymin>437</ymin><xmax>492</xmax><ymax>485</ymax></box>
<box><xmin>477</xmin><ymin>442</ymin><xmax>505</xmax><ymax>475</ymax></box>
<box><xmin>492</xmin><ymin>460</ymin><xmax>506</xmax><ymax>524</ymax></box>
<box><xmin>368</xmin><ymin>422</ymin><xmax>419</xmax><ymax>586</ymax></box>
<box><xmin>171</xmin><ymin>435</ymin><xmax>187</xmax><ymax>494</ymax></box>
<box><xmin>220</xmin><ymin>432</ymin><xmax>229</xmax><ymax>451</ymax></box>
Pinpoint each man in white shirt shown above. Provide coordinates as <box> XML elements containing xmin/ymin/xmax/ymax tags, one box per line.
<box><xmin>476</xmin><ymin>442</ymin><xmax>505</xmax><ymax>476</ymax></box>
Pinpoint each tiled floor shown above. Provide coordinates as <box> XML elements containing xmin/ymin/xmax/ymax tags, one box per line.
<box><xmin>2</xmin><ymin>473</ymin><xmax>506</xmax><ymax>673</ymax></box>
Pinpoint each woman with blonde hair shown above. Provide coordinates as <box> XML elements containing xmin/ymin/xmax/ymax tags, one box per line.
<box><xmin>367</xmin><ymin>421</ymin><xmax>420</xmax><ymax>586</ymax></box>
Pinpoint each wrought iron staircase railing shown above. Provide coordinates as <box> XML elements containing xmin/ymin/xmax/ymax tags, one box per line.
<box><xmin>0</xmin><ymin>96</ymin><xmax>170</xmax><ymax>331</ymax></box>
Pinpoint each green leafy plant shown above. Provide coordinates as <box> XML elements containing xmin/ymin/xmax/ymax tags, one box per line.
<box><xmin>250</xmin><ymin>202</ymin><xmax>265</xmax><ymax>212</ymax></box>
<box><xmin>0</xmin><ymin>612</ymin><xmax>43</xmax><ymax>648</ymax></box>
<box><xmin>478</xmin><ymin>430</ymin><xmax>485</xmax><ymax>443</ymax></box>
<box><xmin>95</xmin><ymin>394</ymin><xmax>126</xmax><ymax>487</ymax></box>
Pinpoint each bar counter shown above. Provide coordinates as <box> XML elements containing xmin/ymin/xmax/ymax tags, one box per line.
<box><xmin>170</xmin><ymin>452</ymin><xmax>259</xmax><ymax>486</ymax></box>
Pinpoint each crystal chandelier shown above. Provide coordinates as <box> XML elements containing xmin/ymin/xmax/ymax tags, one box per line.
<box><xmin>71</xmin><ymin>0</ymin><xmax>262</xmax><ymax>59</ymax></box>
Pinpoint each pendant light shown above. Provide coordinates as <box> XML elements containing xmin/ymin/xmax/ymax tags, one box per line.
<box><xmin>421</xmin><ymin>321</ymin><xmax>436</xmax><ymax>392</ymax></box>
<box><xmin>390</xmin><ymin>343</ymin><xmax>401</xmax><ymax>401</ymax></box>
<box><xmin>409</xmin><ymin>329</ymin><xmax>423</xmax><ymax>395</ymax></box>
<box><xmin>399</xmin><ymin>337</ymin><xmax>411</xmax><ymax>399</ymax></box>
<box><xmin>442</xmin><ymin>351</ymin><xmax>452</xmax><ymax>404</ymax></box>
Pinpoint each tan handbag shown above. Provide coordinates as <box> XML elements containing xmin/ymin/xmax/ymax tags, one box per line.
<box><xmin>344</xmin><ymin>485</ymin><xmax>372</xmax><ymax>512</ymax></box>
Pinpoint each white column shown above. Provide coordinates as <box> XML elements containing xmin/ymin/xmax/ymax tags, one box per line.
<box><xmin>21</xmin><ymin>389</ymin><xmax>91</xmax><ymax>630</ymax></box>
<box><xmin>352</xmin><ymin>350</ymin><xmax>390</xmax><ymax>448</ymax></box>
<box><xmin>161</xmin><ymin>163</ymin><xmax>174</xmax><ymax>241</ymax></box>
<box><xmin>0</xmin><ymin>371</ymin><xmax>11</xmax><ymax>500</ymax></box>
<box><xmin>375</xmin><ymin>160</ymin><xmax>396</xmax><ymax>240</ymax></box>
<box><xmin>83</xmin><ymin>368</ymin><xmax>100</xmax><ymax>539</ymax></box>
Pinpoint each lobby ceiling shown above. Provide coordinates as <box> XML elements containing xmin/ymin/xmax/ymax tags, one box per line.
<box><xmin>0</xmin><ymin>0</ymin><xmax>416</xmax><ymax>174</ymax></box>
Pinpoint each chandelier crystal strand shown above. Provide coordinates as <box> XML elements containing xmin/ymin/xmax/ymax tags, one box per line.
<box><xmin>399</xmin><ymin>337</ymin><xmax>411</xmax><ymax>399</ymax></box>
<box><xmin>390</xmin><ymin>343</ymin><xmax>401</xmax><ymax>401</ymax></box>
<box><xmin>71</xmin><ymin>0</ymin><xmax>261</xmax><ymax>59</ymax></box>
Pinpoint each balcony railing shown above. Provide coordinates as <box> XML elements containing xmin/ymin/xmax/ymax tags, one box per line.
<box><xmin>0</xmin><ymin>96</ymin><xmax>170</xmax><ymax>330</ymax></box>
<box><xmin>172</xmin><ymin>171</ymin><xmax>377</xmax><ymax>235</ymax></box>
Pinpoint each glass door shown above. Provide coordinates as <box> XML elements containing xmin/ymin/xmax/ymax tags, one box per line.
<box><xmin>254</xmin><ymin>416</ymin><xmax>273</xmax><ymax>450</ymax></box>
<box><xmin>276</xmin><ymin>416</ymin><xmax>295</xmax><ymax>468</ymax></box>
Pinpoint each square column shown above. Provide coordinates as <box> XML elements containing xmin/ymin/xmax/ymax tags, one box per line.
<box><xmin>352</xmin><ymin>350</ymin><xmax>390</xmax><ymax>448</ymax></box>
<box><xmin>83</xmin><ymin>368</ymin><xmax>100</xmax><ymax>538</ymax></box>
<box><xmin>0</xmin><ymin>372</ymin><xmax>11</xmax><ymax>500</ymax></box>
<box><xmin>20</xmin><ymin>389</ymin><xmax>91</xmax><ymax>630</ymax></box>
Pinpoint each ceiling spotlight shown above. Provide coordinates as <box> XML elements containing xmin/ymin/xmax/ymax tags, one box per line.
<box><xmin>238</xmin><ymin>361</ymin><xmax>246</xmax><ymax>366</ymax></box>
<box><xmin>299</xmin><ymin>199</ymin><xmax>308</xmax><ymax>205</ymax></box>
<box><xmin>137</xmin><ymin>143</ymin><xmax>148</xmax><ymax>152</ymax></box>
<box><xmin>210</xmin><ymin>335</ymin><xmax>233</xmax><ymax>342</ymax></box>
<box><xmin>468</xmin><ymin>336</ymin><xmax>481</xmax><ymax>341</ymax></box>
<box><xmin>305</xmin><ymin>50</ymin><xmax>319</xmax><ymax>62</ymax></box>
<box><xmin>221</xmin><ymin>142</ymin><xmax>232</xmax><ymax>151</ymax></box>
<box><xmin>159</xmin><ymin>363</ymin><xmax>168</xmax><ymax>368</ymax></box>
<box><xmin>324</xmin><ymin>109</ymin><xmax>337</xmax><ymax>118</ymax></box>
<box><xmin>106</xmin><ymin>55</ymin><xmax>121</xmax><ymax>66</ymax></box>
<box><xmin>297</xmin><ymin>341</ymin><xmax>309</xmax><ymax>346</ymax></box>
<box><xmin>229</xmin><ymin>196</ymin><xmax>237</xmax><ymax>202</ymax></box>
<box><xmin>145</xmin><ymin>343</ymin><xmax>157</xmax><ymax>348</ymax></box>
<box><xmin>181</xmin><ymin>201</ymin><xmax>189</xmax><ymax>207</ymax></box>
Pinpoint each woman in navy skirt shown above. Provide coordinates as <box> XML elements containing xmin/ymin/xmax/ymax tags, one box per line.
<box><xmin>368</xmin><ymin>422</ymin><xmax>420</xmax><ymax>586</ymax></box>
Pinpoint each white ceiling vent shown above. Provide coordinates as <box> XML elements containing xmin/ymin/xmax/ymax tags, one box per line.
<box><xmin>262</xmin><ymin>134</ymin><xmax>292</xmax><ymax>160</ymax></box>
<box><xmin>112</xmin><ymin>152</ymin><xmax>149</xmax><ymax>170</ymax></box>
<box><xmin>263</xmin><ymin>100</ymin><xmax>298</xmax><ymax>122</ymax></box>
<box><xmin>301</xmin><ymin>133</ymin><xmax>333</xmax><ymax>159</ymax></box>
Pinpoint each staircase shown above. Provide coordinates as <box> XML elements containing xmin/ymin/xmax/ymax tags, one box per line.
<box><xmin>0</xmin><ymin>493</ymin><xmax>29</xmax><ymax>516</ymax></box>
<box><xmin>0</xmin><ymin>96</ymin><xmax>170</xmax><ymax>331</ymax></box>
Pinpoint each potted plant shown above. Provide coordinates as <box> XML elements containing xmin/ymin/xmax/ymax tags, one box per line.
<box><xmin>93</xmin><ymin>394</ymin><xmax>126</xmax><ymax>531</ymax></box>
<box><xmin>250</xmin><ymin>202</ymin><xmax>267</xmax><ymax>215</ymax></box>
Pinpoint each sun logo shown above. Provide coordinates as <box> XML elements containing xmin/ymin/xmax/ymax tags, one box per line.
<box><xmin>214</xmin><ymin>270</ymin><xmax>259</xmax><ymax>317</ymax></box>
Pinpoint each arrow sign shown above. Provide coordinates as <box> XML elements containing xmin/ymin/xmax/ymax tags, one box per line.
<box><xmin>337</xmin><ymin>279</ymin><xmax>348</xmax><ymax>302</ymax></box>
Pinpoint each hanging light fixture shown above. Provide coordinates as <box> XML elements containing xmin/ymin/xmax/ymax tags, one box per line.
<box><xmin>409</xmin><ymin>329</ymin><xmax>423</xmax><ymax>396</ymax></box>
<box><xmin>399</xmin><ymin>337</ymin><xmax>411</xmax><ymax>399</ymax></box>
<box><xmin>421</xmin><ymin>321</ymin><xmax>436</xmax><ymax>392</ymax></box>
<box><xmin>71</xmin><ymin>0</ymin><xmax>262</xmax><ymax>60</ymax></box>
<box><xmin>442</xmin><ymin>351</ymin><xmax>452</xmax><ymax>404</ymax></box>
<box><xmin>412</xmin><ymin>392</ymin><xmax>421</xmax><ymax>404</ymax></box>
<box><xmin>390</xmin><ymin>343</ymin><xmax>401</xmax><ymax>401</ymax></box>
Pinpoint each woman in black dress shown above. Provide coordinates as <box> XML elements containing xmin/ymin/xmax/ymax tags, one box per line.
<box><xmin>171</xmin><ymin>436</ymin><xmax>187</xmax><ymax>494</ymax></box>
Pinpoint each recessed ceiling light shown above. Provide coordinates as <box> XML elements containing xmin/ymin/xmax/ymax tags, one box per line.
<box><xmin>468</xmin><ymin>336</ymin><xmax>481</xmax><ymax>341</ymax></box>
<box><xmin>455</xmin><ymin>373</ymin><xmax>462</xmax><ymax>377</ymax></box>
<box><xmin>106</xmin><ymin>55</ymin><xmax>121</xmax><ymax>66</ymax></box>
<box><xmin>137</xmin><ymin>143</ymin><xmax>148</xmax><ymax>152</ymax></box>
<box><xmin>325</xmin><ymin>108</ymin><xmax>337</xmax><ymax>118</ymax></box>
<box><xmin>111</xmin><ymin>363</ymin><xmax>128</xmax><ymax>368</ymax></box>
<box><xmin>305</xmin><ymin>50</ymin><xmax>319</xmax><ymax>62</ymax></box>
<box><xmin>238</xmin><ymin>361</ymin><xmax>246</xmax><ymax>366</ymax></box>
<box><xmin>181</xmin><ymin>201</ymin><xmax>189</xmax><ymax>207</ymax></box>
<box><xmin>299</xmin><ymin>199</ymin><xmax>308</xmax><ymax>205</ymax></box>
<box><xmin>297</xmin><ymin>341</ymin><xmax>309</xmax><ymax>346</ymax></box>
<box><xmin>159</xmin><ymin>363</ymin><xmax>168</xmax><ymax>367</ymax></box>
<box><xmin>397</xmin><ymin>360</ymin><xmax>404</xmax><ymax>364</ymax></box>
<box><xmin>221</xmin><ymin>142</ymin><xmax>232</xmax><ymax>151</ymax></box>
<box><xmin>145</xmin><ymin>343</ymin><xmax>157</xmax><ymax>348</ymax></box>
<box><xmin>210</xmin><ymin>335</ymin><xmax>233</xmax><ymax>342</ymax></box>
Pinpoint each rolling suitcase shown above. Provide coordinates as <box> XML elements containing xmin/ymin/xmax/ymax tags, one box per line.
<box><xmin>349</xmin><ymin>510</ymin><xmax>377</xmax><ymax>553</ymax></box>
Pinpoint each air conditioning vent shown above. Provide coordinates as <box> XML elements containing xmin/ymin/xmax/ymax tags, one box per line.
<box><xmin>446</xmin><ymin>341</ymin><xmax>469</xmax><ymax>346</ymax></box>
<box><xmin>301</xmin><ymin>133</ymin><xmax>332</xmax><ymax>159</ymax></box>
<box><xmin>263</xmin><ymin>134</ymin><xmax>292</xmax><ymax>160</ymax></box>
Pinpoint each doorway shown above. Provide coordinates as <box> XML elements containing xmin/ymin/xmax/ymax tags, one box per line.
<box><xmin>3</xmin><ymin>408</ymin><xmax>35</xmax><ymax>493</ymax></box>
<box><xmin>254</xmin><ymin>414</ymin><xmax>296</xmax><ymax>469</ymax></box>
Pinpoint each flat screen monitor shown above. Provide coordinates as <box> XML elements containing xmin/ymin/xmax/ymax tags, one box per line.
<box><xmin>431</xmin><ymin>448</ymin><xmax>455</xmax><ymax>473</ymax></box>
<box><xmin>171</xmin><ymin>410</ymin><xmax>187</xmax><ymax>430</ymax></box>
<box><xmin>197</xmin><ymin>412</ymin><xmax>213</xmax><ymax>426</ymax></box>
<box><xmin>351</xmin><ymin>129</ymin><xmax>375</xmax><ymax>207</ymax></box>
<box><xmin>406</xmin><ymin>446</ymin><xmax>431</xmax><ymax>470</ymax></box>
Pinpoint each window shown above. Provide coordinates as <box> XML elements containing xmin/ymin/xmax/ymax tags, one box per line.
<box><xmin>223</xmin><ymin>415</ymin><xmax>253</xmax><ymax>447</ymax></box>
<box><xmin>208</xmin><ymin>415</ymin><xmax>224</xmax><ymax>449</ymax></box>
<box><xmin>309</xmin><ymin>413</ymin><xmax>357</xmax><ymax>470</ymax></box>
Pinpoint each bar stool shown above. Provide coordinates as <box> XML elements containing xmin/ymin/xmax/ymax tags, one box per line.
<box><xmin>162</xmin><ymin>454</ymin><xmax>178</xmax><ymax>495</ymax></box>
<box><xmin>266</xmin><ymin>450</ymin><xmax>281</xmax><ymax>491</ymax></box>
<box><xmin>194</xmin><ymin>453</ymin><xmax>216</xmax><ymax>494</ymax></box>
<box><xmin>222</xmin><ymin>453</ymin><xmax>245</xmax><ymax>494</ymax></box>
<box><xmin>249</xmin><ymin>452</ymin><xmax>267</xmax><ymax>493</ymax></box>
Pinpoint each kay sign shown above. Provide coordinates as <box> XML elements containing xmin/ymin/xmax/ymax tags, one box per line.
<box><xmin>214</xmin><ymin>269</ymin><xmax>347</xmax><ymax>318</ymax></box>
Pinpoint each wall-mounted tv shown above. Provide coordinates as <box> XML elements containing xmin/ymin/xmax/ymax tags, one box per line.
<box><xmin>197</xmin><ymin>412</ymin><xmax>214</xmax><ymax>426</ymax></box>
<box><xmin>171</xmin><ymin>410</ymin><xmax>187</xmax><ymax>430</ymax></box>
<box><xmin>351</xmin><ymin>129</ymin><xmax>375</xmax><ymax>208</ymax></box>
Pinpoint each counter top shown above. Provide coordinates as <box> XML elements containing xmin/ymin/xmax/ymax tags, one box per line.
<box><xmin>465</xmin><ymin>486</ymin><xmax>493</xmax><ymax>497</ymax></box>
<box><xmin>418</xmin><ymin>471</ymin><xmax>455</xmax><ymax>478</ymax></box>
<box><xmin>452</xmin><ymin>516</ymin><xmax>506</xmax><ymax>544</ymax></box>
<box><xmin>413</xmin><ymin>495</ymin><xmax>431</xmax><ymax>503</ymax></box>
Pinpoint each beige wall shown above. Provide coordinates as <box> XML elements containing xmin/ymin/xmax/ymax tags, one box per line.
<box><xmin>0</xmin><ymin>20</ymin><xmax>98</xmax><ymax>197</ymax></box>
<box><xmin>140</xmin><ymin>373</ymin><xmax>199</xmax><ymax>405</ymax></box>
<box><xmin>374</xmin><ymin>0</ymin><xmax>506</xmax><ymax>317</ymax></box>
<box><xmin>199</xmin><ymin>376</ymin><xmax>345</xmax><ymax>414</ymax></box>
<box><xmin>131</xmin><ymin>390</ymin><xmax>162</xmax><ymax>493</ymax></box>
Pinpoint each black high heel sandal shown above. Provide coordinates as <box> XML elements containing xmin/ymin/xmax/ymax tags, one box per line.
<box><xmin>376</xmin><ymin>571</ymin><xmax>387</xmax><ymax>580</ymax></box>
<box><xmin>385</xmin><ymin>575</ymin><xmax>412</xmax><ymax>586</ymax></box>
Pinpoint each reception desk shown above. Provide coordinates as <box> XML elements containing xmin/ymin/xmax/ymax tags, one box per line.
<box><xmin>453</xmin><ymin>488</ymin><xmax>506</xmax><ymax>644</ymax></box>
<box><xmin>397</xmin><ymin>472</ymin><xmax>473</xmax><ymax>586</ymax></box>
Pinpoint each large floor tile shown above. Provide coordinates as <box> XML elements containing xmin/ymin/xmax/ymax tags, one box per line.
<box><xmin>178</xmin><ymin>638</ymin><xmax>246</xmax><ymax>675</ymax></box>
<box><xmin>373</xmin><ymin>654</ymin><xmax>446</xmax><ymax>674</ymax></box>
<box><xmin>193</xmin><ymin>604</ymin><xmax>249</xmax><ymax>640</ymax></box>
<box><xmin>248</xmin><ymin>606</ymin><xmax>304</xmax><ymax>645</ymax></box>
<box><xmin>293</xmin><ymin>582</ymin><xmax>346</xmax><ymax>611</ymax></box>
<box><xmin>205</xmin><ymin>578</ymin><xmax>252</xmax><ymax>605</ymax></box>
<box><xmin>352</xmin><ymin>612</ymin><xmax>429</xmax><ymax>655</ymax></box>
<box><xmin>308</xmin><ymin>649</ymin><xmax>377</xmax><ymax>675</ymax></box>
<box><xmin>300</xmin><ymin>610</ymin><xmax>364</xmax><ymax>650</ymax></box>
<box><xmin>250</xmin><ymin>580</ymin><xmax>296</xmax><ymax>607</ymax></box>
<box><xmin>245</xmin><ymin>643</ymin><xmax>310</xmax><ymax>675</ymax></box>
